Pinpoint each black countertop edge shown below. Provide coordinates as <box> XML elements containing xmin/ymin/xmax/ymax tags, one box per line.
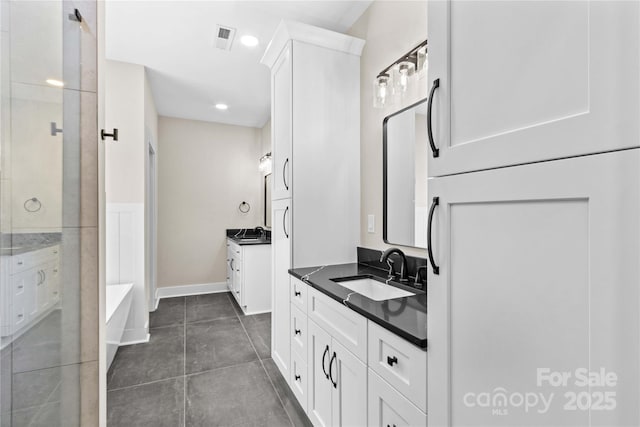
<box><xmin>227</xmin><ymin>236</ymin><xmax>271</xmax><ymax>246</ymax></box>
<box><xmin>289</xmin><ymin>263</ymin><xmax>427</xmax><ymax>350</ymax></box>
<box><xmin>226</xmin><ymin>228</ymin><xmax>271</xmax><ymax>245</ymax></box>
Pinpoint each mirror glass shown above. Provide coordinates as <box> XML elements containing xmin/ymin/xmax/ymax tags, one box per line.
<box><xmin>383</xmin><ymin>98</ymin><xmax>428</xmax><ymax>249</ymax></box>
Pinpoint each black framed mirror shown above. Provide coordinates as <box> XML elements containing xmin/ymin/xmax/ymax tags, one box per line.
<box><xmin>383</xmin><ymin>97</ymin><xmax>428</xmax><ymax>249</ymax></box>
<box><xmin>264</xmin><ymin>173</ymin><xmax>272</xmax><ymax>228</ymax></box>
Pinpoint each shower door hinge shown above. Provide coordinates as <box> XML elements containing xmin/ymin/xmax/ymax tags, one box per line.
<box><xmin>68</xmin><ymin>8</ymin><xmax>83</xmax><ymax>23</ymax></box>
<box><xmin>101</xmin><ymin>129</ymin><xmax>119</xmax><ymax>142</ymax></box>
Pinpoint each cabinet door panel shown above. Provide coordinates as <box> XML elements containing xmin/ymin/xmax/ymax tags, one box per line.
<box><xmin>308</xmin><ymin>319</ymin><xmax>333</xmax><ymax>427</ymax></box>
<box><xmin>272</xmin><ymin>42</ymin><xmax>292</xmax><ymax>200</ymax></box>
<box><xmin>427</xmin><ymin>150</ymin><xmax>640</xmax><ymax>426</ymax></box>
<box><xmin>271</xmin><ymin>199</ymin><xmax>291</xmax><ymax>379</ymax></box>
<box><xmin>331</xmin><ymin>339</ymin><xmax>367</xmax><ymax>427</ymax></box>
<box><xmin>368</xmin><ymin>369</ymin><xmax>426</xmax><ymax>427</ymax></box>
<box><xmin>428</xmin><ymin>0</ymin><xmax>640</xmax><ymax>176</ymax></box>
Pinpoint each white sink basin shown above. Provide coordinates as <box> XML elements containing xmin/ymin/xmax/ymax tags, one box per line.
<box><xmin>333</xmin><ymin>277</ymin><xmax>415</xmax><ymax>301</ymax></box>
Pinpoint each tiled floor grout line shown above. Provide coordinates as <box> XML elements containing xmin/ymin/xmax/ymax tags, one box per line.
<box><xmin>107</xmin><ymin>373</ymin><xmax>186</xmax><ymax>393</ymax></box>
<box><xmin>228</xmin><ymin>293</ymin><xmax>296</xmax><ymax>427</ymax></box>
<box><xmin>25</xmin><ymin>379</ymin><xmax>62</xmax><ymax>427</ymax></box>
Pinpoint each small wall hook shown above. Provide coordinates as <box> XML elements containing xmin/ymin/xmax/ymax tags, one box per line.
<box><xmin>101</xmin><ymin>128</ymin><xmax>118</xmax><ymax>141</ymax></box>
<box><xmin>50</xmin><ymin>122</ymin><xmax>63</xmax><ymax>136</ymax></box>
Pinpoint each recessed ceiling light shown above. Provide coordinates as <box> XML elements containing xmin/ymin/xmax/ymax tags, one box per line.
<box><xmin>240</xmin><ymin>35</ymin><xmax>259</xmax><ymax>47</ymax></box>
<box><xmin>46</xmin><ymin>79</ymin><xmax>64</xmax><ymax>87</ymax></box>
<box><xmin>215</xmin><ymin>103</ymin><xmax>228</xmax><ymax>110</ymax></box>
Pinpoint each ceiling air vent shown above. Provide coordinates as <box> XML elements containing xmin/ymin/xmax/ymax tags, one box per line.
<box><xmin>214</xmin><ymin>25</ymin><xmax>236</xmax><ymax>51</ymax></box>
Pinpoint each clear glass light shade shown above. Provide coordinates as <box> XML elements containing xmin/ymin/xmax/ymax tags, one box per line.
<box><xmin>259</xmin><ymin>155</ymin><xmax>272</xmax><ymax>173</ymax></box>
<box><xmin>373</xmin><ymin>74</ymin><xmax>392</xmax><ymax>108</ymax></box>
<box><xmin>417</xmin><ymin>46</ymin><xmax>428</xmax><ymax>74</ymax></box>
<box><xmin>394</xmin><ymin>61</ymin><xmax>416</xmax><ymax>93</ymax></box>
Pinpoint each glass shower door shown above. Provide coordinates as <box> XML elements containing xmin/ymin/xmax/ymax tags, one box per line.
<box><xmin>0</xmin><ymin>1</ymin><xmax>98</xmax><ymax>425</ymax></box>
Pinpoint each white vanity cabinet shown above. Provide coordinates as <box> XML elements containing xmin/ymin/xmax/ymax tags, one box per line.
<box><xmin>1</xmin><ymin>244</ymin><xmax>61</xmax><ymax>338</ymax></box>
<box><xmin>225</xmin><ymin>239</ymin><xmax>271</xmax><ymax>315</ymax></box>
<box><xmin>289</xmin><ymin>277</ymin><xmax>426</xmax><ymax>427</ymax></box>
<box><xmin>262</xmin><ymin>21</ymin><xmax>364</xmax><ymax>383</ymax></box>
<box><xmin>427</xmin><ymin>1</ymin><xmax>640</xmax><ymax>176</ymax></box>
<box><xmin>303</xmin><ymin>287</ymin><xmax>367</xmax><ymax>427</ymax></box>
<box><xmin>427</xmin><ymin>150</ymin><xmax>640</xmax><ymax>426</ymax></box>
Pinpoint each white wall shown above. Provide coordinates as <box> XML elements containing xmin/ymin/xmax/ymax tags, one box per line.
<box><xmin>348</xmin><ymin>0</ymin><xmax>428</xmax><ymax>257</ymax></box>
<box><xmin>157</xmin><ymin>116</ymin><xmax>263</xmax><ymax>288</ymax></box>
<box><xmin>105</xmin><ymin>60</ymin><xmax>157</xmax><ymax>343</ymax></box>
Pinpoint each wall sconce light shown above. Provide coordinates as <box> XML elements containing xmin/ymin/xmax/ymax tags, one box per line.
<box><xmin>373</xmin><ymin>39</ymin><xmax>427</xmax><ymax>108</ymax></box>
<box><xmin>373</xmin><ymin>74</ymin><xmax>392</xmax><ymax>108</ymax></box>
<box><xmin>259</xmin><ymin>152</ymin><xmax>272</xmax><ymax>174</ymax></box>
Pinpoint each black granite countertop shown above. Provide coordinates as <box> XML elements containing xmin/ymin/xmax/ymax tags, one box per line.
<box><xmin>0</xmin><ymin>232</ymin><xmax>62</xmax><ymax>256</ymax></box>
<box><xmin>226</xmin><ymin>228</ymin><xmax>271</xmax><ymax>246</ymax></box>
<box><xmin>289</xmin><ymin>263</ymin><xmax>427</xmax><ymax>349</ymax></box>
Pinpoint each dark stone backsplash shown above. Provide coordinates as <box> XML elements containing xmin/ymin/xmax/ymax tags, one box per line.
<box><xmin>357</xmin><ymin>246</ymin><xmax>427</xmax><ymax>288</ymax></box>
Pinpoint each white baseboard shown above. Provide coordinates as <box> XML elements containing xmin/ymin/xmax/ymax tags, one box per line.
<box><xmin>156</xmin><ymin>282</ymin><xmax>228</xmax><ymax>299</ymax></box>
<box><xmin>120</xmin><ymin>328</ymin><xmax>150</xmax><ymax>346</ymax></box>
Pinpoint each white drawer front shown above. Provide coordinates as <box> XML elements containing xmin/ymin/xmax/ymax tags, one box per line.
<box><xmin>11</xmin><ymin>254</ymin><xmax>31</xmax><ymax>274</ymax></box>
<box><xmin>290</xmin><ymin>277</ymin><xmax>307</xmax><ymax>312</ymax></box>
<box><xmin>368</xmin><ymin>369</ymin><xmax>426</xmax><ymax>427</ymax></box>
<box><xmin>308</xmin><ymin>287</ymin><xmax>367</xmax><ymax>362</ymax></box>
<box><xmin>368</xmin><ymin>321</ymin><xmax>427</xmax><ymax>413</ymax></box>
<box><xmin>42</xmin><ymin>245</ymin><xmax>60</xmax><ymax>262</ymax></box>
<box><xmin>291</xmin><ymin>349</ymin><xmax>308</xmax><ymax>412</ymax></box>
<box><xmin>291</xmin><ymin>303</ymin><xmax>307</xmax><ymax>362</ymax></box>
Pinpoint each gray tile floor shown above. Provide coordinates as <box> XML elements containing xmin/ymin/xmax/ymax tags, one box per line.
<box><xmin>107</xmin><ymin>292</ymin><xmax>312</xmax><ymax>427</ymax></box>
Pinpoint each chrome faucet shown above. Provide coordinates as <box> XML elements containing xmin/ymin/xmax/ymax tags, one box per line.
<box><xmin>380</xmin><ymin>247</ymin><xmax>409</xmax><ymax>282</ymax></box>
<box><xmin>254</xmin><ymin>226</ymin><xmax>265</xmax><ymax>237</ymax></box>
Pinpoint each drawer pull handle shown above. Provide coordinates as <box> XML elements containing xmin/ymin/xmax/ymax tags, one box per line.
<box><xmin>283</xmin><ymin>206</ymin><xmax>289</xmax><ymax>238</ymax></box>
<box><xmin>283</xmin><ymin>158</ymin><xmax>290</xmax><ymax>191</ymax></box>
<box><xmin>17</xmin><ymin>314</ymin><xmax>23</xmax><ymax>318</ymax></box>
<box><xmin>329</xmin><ymin>352</ymin><xmax>337</xmax><ymax>388</ymax></box>
<box><xmin>294</xmin><ymin>329</ymin><xmax>301</xmax><ymax>336</ymax></box>
<box><xmin>294</xmin><ymin>290</ymin><xmax>301</xmax><ymax>297</ymax></box>
<box><xmin>322</xmin><ymin>345</ymin><xmax>330</xmax><ymax>379</ymax></box>
<box><xmin>17</xmin><ymin>285</ymin><xmax>23</xmax><ymax>289</ymax></box>
<box><xmin>387</xmin><ymin>356</ymin><xmax>398</xmax><ymax>366</ymax></box>
<box><xmin>295</xmin><ymin>375</ymin><xmax>301</xmax><ymax>381</ymax></box>
<box><xmin>427</xmin><ymin>196</ymin><xmax>440</xmax><ymax>275</ymax></box>
<box><xmin>17</xmin><ymin>262</ymin><xmax>23</xmax><ymax>265</ymax></box>
<box><xmin>387</xmin><ymin>425</ymin><xmax>397</xmax><ymax>427</ymax></box>
<box><xmin>427</xmin><ymin>78</ymin><xmax>440</xmax><ymax>158</ymax></box>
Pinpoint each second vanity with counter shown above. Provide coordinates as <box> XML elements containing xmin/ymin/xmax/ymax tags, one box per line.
<box><xmin>284</xmin><ymin>248</ymin><xmax>428</xmax><ymax>427</ymax></box>
<box><xmin>226</xmin><ymin>228</ymin><xmax>272</xmax><ymax>315</ymax></box>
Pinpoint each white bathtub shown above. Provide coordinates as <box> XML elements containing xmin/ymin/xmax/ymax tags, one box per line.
<box><xmin>106</xmin><ymin>283</ymin><xmax>134</xmax><ymax>370</ymax></box>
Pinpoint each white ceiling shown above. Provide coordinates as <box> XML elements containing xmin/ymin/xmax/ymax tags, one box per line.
<box><xmin>105</xmin><ymin>1</ymin><xmax>372</xmax><ymax>128</ymax></box>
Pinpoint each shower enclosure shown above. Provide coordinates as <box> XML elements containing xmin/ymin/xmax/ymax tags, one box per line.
<box><xmin>0</xmin><ymin>1</ymin><xmax>99</xmax><ymax>425</ymax></box>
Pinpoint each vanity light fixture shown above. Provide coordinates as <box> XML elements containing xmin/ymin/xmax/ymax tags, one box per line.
<box><xmin>373</xmin><ymin>39</ymin><xmax>427</xmax><ymax>108</ymax></box>
<box><xmin>259</xmin><ymin>152</ymin><xmax>272</xmax><ymax>173</ymax></box>
<box><xmin>215</xmin><ymin>103</ymin><xmax>228</xmax><ymax>110</ymax></box>
<box><xmin>46</xmin><ymin>79</ymin><xmax>65</xmax><ymax>87</ymax></box>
